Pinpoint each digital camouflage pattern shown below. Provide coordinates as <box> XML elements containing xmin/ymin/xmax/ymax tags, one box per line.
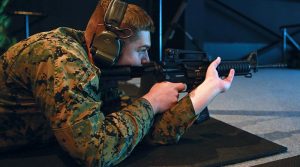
<box><xmin>0</xmin><ymin>27</ymin><xmax>198</xmax><ymax>166</ymax></box>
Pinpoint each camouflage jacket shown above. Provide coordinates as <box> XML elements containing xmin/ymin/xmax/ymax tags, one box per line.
<box><xmin>0</xmin><ymin>27</ymin><xmax>198</xmax><ymax>166</ymax></box>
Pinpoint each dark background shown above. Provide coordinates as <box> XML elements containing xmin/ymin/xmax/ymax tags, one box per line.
<box><xmin>5</xmin><ymin>0</ymin><xmax>300</xmax><ymax>65</ymax></box>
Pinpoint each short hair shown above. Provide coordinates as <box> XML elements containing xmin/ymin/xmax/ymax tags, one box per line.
<box><xmin>122</xmin><ymin>4</ymin><xmax>155</xmax><ymax>33</ymax></box>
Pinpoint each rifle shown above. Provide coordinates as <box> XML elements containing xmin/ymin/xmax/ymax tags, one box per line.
<box><xmin>101</xmin><ymin>48</ymin><xmax>285</xmax><ymax>123</ymax></box>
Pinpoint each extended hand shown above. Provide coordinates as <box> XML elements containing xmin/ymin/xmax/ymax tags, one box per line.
<box><xmin>205</xmin><ymin>57</ymin><xmax>235</xmax><ymax>93</ymax></box>
<box><xmin>189</xmin><ymin>57</ymin><xmax>235</xmax><ymax>115</ymax></box>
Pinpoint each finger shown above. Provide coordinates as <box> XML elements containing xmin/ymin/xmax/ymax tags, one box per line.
<box><xmin>211</xmin><ymin>57</ymin><xmax>221</xmax><ymax>68</ymax></box>
<box><xmin>173</xmin><ymin>83</ymin><xmax>187</xmax><ymax>92</ymax></box>
<box><xmin>224</xmin><ymin>69</ymin><xmax>235</xmax><ymax>82</ymax></box>
<box><xmin>182</xmin><ymin>83</ymin><xmax>187</xmax><ymax>92</ymax></box>
<box><xmin>179</xmin><ymin>83</ymin><xmax>187</xmax><ymax>92</ymax></box>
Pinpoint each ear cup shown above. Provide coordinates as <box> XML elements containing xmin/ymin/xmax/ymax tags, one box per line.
<box><xmin>91</xmin><ymin>31</ymin><xmax>121</xmax><ymax>66</ymax></box>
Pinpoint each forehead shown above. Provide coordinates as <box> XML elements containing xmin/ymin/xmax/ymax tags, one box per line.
<box><xmin>131</xmin><ymin>30</ymin><xmax>151</xmax><ymax>46</ymax></box>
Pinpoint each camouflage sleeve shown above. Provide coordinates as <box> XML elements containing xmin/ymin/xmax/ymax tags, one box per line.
<box><xmin>145</xmin><ymin>95</ymin><xmax>199</xmax><ymax>145</ymax></box>
<box><xmin>34</xmin><ymin>47</ymin><xmax>154</xmax><ymax>166</ymax></box>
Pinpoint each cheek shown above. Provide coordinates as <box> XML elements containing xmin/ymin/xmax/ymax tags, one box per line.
<box><xmin>118</xmin><ymin>50</ymin><xmax>140</xmax><ymax>65</ymax></box>
<box><xmin>127</xmin><ymin>53</ymin><xmax>141</xmax><ymax>65</ymax></box>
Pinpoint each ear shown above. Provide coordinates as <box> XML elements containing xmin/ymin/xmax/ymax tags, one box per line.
<box><xmin>89</xmin><ymin>0</ymin><xmax>129</xmax><ymax>67</ymax></box>
<box><xmin>91</xmin><ymin>31</ymin><xmax>122</xmax><ymax>67</ymax></box>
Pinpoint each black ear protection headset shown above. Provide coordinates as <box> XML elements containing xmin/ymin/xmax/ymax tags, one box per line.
<box><xmin>90</xmin><ymin>0</ymin><xmax>132</xmax><ymax>67</ymax></box>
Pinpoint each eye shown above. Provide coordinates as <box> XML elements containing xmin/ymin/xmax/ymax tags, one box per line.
<box><xmin>138</xmin><ymin>49</ymin><xmax>147</xmax><ymax>54</ymax></box>
<box><xmin>137</xmin><ymin>47</ymin><xmax>149</xmax><ymax>55</ymax></box>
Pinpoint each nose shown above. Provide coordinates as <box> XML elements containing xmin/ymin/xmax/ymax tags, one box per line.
<box><xmin>141</xmin><ymin>51</ymin><xmax>150</xmax><ymax>64</ymax></box>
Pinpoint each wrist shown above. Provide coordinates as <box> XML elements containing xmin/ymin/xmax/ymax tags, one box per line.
<box><xmin>201</xmin><ymin>79</ymin><xmax>222</xmax><ymax>95</ymax></box>
<box><xmin>189</xmin><ymin>79</ymin><xmax>221</xmax><ymax>115</ymax></box>
<box><xmin>142</xmin><ymin>94</ymin><xmax>158</xmax><ymax>115</ymax></box>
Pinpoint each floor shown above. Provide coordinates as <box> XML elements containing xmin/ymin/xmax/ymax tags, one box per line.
<box><xmin>208</xmin><ymin>68</ymin><xmax>300</xmax><ymax>166</ymax></box>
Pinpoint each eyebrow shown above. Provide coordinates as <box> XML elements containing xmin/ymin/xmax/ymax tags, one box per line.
<box><xmin>139</xmin><ymin>45</ymin><xmax>150</xmax><ymax>49</ymax></box>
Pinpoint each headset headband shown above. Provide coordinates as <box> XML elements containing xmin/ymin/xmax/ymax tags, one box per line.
<box><xmin>105</xmin><ymin>0</ymin><xmax>127</xmax><ymax>28</ymax></box>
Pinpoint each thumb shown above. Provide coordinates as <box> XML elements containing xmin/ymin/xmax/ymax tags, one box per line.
<box><xmin>174</xmin><ymin>83</ymin><xmax>187</xmax><ymax>92</ymax></box>
<box><xmin>211</xmin><ymin>57</ymin><xmax>221</xmax><ymax>68</ymax></box>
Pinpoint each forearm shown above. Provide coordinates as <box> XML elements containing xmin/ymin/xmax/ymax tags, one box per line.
<box><xmin>53</xmin><ymin>98</ymin><xmax>154</xmax><ymax>167</ymax></box>
<box><xmin>189</xmin><ymin>57</ymin><xmax>235</xmax><ymax>115</ymax></box>
<box><xmin>100</xmin><ymin>98</ymin><xmax>155</xmax><ymax>166</ymax></box>
<box><xmin>189</xmin><ymin>79</ymin><xmax>220</xmax><ymax>115</ymax></box>
<box><xmin>145</xmin><ymin>95</ymin><xmax>198</xmax><ymax>145</ymax></box>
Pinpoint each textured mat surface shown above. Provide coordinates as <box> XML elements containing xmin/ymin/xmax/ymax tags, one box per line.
<box><xmin>118</xmin><ymin>118</ymin><xmax>287</xmax><ymax>167</ymax></box>
<box><xmin>0</xmin><ymin>118</ymin><xmax>287</xmax><ymax>167</ymax></box>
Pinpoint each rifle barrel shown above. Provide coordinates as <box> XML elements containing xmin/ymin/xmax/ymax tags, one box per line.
<box><xmin>257</xmin><ymin>63</ymin><xmax>287</xmax><ymax>68</ymax></box>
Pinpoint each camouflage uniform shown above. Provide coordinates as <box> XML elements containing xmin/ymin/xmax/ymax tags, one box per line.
<box><xmin>0</xmin><ymin>27</ymin><xmax>198</xmax><ymax>166</ymax></box>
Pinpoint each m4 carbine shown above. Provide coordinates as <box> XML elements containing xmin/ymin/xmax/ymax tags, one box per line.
<box><xmin>101</xmin><ymin>48</ymin><xmax>259</xmax><ymax>90</ymax></box>
<box><xmin>101</xmin><ymin>48</ymin><xmax>265</xmax><ymax>123</ymax></box>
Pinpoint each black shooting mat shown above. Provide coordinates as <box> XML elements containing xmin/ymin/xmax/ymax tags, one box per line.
<box><xmin>0</xmin><ymin>118</ymin><xmax>287</xmax><ymax>167</ymax></box>
<box><xmin>118</xmin><ymin>117</ymin><xmax>287</xmax><ymax>167</ymax></box>
<box><xmin>0</xmin><ymin>143</ymin><xmax>78</xmax><ymax>167</ymax></box>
